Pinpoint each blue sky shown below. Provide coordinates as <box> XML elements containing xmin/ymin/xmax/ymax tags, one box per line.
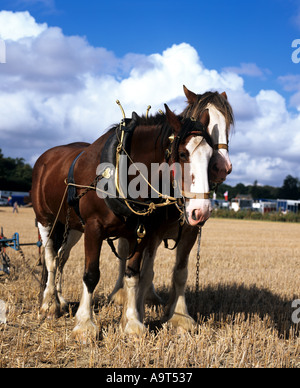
<box><xmin>0</xmin><ymin>0</ymin><xmax>300</xmax><ymax>186</ymax></box>
<box><xmin>3</xmin><ymin>0</ymin><xmax>299</xmax><ymax>96</ymax></box>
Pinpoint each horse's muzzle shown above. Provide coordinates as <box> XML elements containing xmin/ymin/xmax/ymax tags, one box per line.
<box><xmin>185</xmin><ymin>199</ymin><xmax>212</xmax><ymax>227</ymax></box>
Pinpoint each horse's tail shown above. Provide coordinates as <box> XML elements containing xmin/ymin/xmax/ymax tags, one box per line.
<box><xmin>39</xmin><ymin>253</ymin><xmax>47</xmax><ymax>306</ymax></box>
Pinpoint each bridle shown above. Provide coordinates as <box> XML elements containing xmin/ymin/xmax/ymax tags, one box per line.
<box><xmin>111</xmin><ymin>106</ymin><xmax>214</xmax><ymax>220</ymax></box>
<box><xmin>182</xmin><ymin>97</ymin><xmax>230</xmax><ymax>153</ymax></box>
<box><xmin>166</xmin><ymin>117</ymin><xmax>213</xmax><ymax>201</ymax></box>
<box><xmin>214</xmin><ymin>143</ymin><xmax>229</xmax><ymax>151</ymax></box>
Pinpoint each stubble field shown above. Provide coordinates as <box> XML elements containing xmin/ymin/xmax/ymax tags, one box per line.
<box><xmin>0</xmin><ymin>207</ymin><xmax>299</xmax><ymax>368</ymax></box>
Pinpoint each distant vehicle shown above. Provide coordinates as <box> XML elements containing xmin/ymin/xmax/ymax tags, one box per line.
<box><xmin>277</xmin><ymin>199</ymin><xmax>300</xmax><ymax>214</ymax></box>
<box><xmin>230</xmin><ymin>198</ymin><xmax>253</xmax><ymax>212</ymax></box>
<box><xmin>212</xmin><ymin>199</ymin><xmax>230</xmax><ymax>210</ymax></box>
<box><xmin>252</xmin><ymin>200</ymin><xmax>277</xmax><ymax>214</ymax></box>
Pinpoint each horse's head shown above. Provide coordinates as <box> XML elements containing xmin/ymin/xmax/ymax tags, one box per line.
<box><xmin>165</xmin><ymin>105</ymin><xmax>213</xmax><ymax>227</ymax></box>
<box><xmin>182</xmin><ymin>86</ymin><xmax>234</xmax><ymax>185</ymax></box>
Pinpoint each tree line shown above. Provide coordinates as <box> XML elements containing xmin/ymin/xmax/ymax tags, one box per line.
<box><xmin>0</xmin><ymin>149</ymin><xmax>299</xmax><ymax>200</ymax></box>
<box><xmin>218</xmin><ymin>175</ymin><xmax>300</xmax><ymax>201</ymax></box>
<box><xmin>0</xmin><ymin>149</ymin><xmax>32</xmax><ymax>191</ymax></box>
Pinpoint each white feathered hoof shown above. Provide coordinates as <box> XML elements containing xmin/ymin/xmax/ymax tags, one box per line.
<box><xmin>40</xmin><ymin>297</ymin><xmax>61</xmax><ymax>320</ymax></box>
<box><xmin>168</xmin><ymin>313</ymin><xmax>196</xmax><ymax>332</ymax></box>
<box><xmin>72</xmin><ymin>319</ymin><xmax>99</xmax><ymax>344</ymax></box>
<box><xmin>122</xmin><ymin>319</ymin><xmax>146</xmax><ymax>337</ymax></box>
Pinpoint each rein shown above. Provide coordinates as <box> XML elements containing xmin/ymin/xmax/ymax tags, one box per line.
<box><xmin>113</xmin><ymin>107</ymin><xmax>183</xmax><ymax>218</ymax></box>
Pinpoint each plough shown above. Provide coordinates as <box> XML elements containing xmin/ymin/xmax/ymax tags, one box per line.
<box><xmin>0</xmin><ymin>227</ymin><xmax>42</xmax><ymax>275</ymax></box>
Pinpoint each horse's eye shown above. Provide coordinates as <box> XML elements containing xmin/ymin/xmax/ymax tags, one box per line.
<box><xmin>179</xmin><ymin>152</ymin><xmax>189</xmax><ymax>162</ymax></box>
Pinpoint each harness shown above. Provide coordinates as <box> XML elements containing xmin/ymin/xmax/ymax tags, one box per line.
<box><xmin>67</xmin><ymin>150</ymin><xmax>86</xmax><ymax>225</ymax></box>
<box><xmin>66</xmin><ymin>103</ymin><xmax>214</xmax><ymax>258</ymax></box>
<box><xmin>99</xmin><ymin>112</ymin><xmax>140</xmax><ymax>218</ymax></box>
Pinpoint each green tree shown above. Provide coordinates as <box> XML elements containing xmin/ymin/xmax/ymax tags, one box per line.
<box><xmin>0</xmin><ymin>149</ymin><xmax>33</xmax><ymax>191</ymax></box>
<box><xmin>278</xmin><ymin>175</ymin><xmax>300</xmax><ymax>200</ymax></box>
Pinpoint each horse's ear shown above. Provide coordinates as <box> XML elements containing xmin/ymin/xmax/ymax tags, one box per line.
<box><xmin>183</xmin><ymin>85</ymin><xmax>197</xmax><ymax>104</ymax></box>
<box><xmin>165</xmin><ymin>104</ymin><xmax>181</xmax><ymax>135</ymax></box>
<box><xmin>221</xmin><ymin>91</ymin><xmax>228</xmax><ymax>100</ymax></box>
<box><xmin>199</xmin><ymin>109</ymin><xmax>210</xmax><ymax>129</ymax></box>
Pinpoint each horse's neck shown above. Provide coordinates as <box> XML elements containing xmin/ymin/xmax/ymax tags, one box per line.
<box><xmin>130</xmin><ymin>125</ymin><xmax>166</xmax><ymax>165</ymax></box>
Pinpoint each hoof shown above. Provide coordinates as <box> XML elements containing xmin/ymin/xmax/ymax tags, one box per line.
<box><xmin>145</xmin><ymin>284</ymin><xmax>163</xmax><ymax>306</ymax></box>
<box><xmin>57</xmin><ymin>295</ymin><xmax>68</xmax><ymax>313</ymax></box>
<box><xmin>167</xmin><ymin>313</ymin><xmax>196</xmax><ymax>331</ymax></box>
<box><xmin>108</xmin><ymin>288</ymin><xmax>125</xmax><ymax>306</ymax></box>
<box><xmin>72</xmin><ymin>320</ymin><xmax>99</xmax><ymax>344</ymax></box>
<box><xmin>40</xmin><ymin>300</ymin><xmax>61</xmax><ymax>320</ymax></box>
<box><xmin>122</xmin><ymin>320</ymin><xmax>146</xmax><ymax>337</ymax></box>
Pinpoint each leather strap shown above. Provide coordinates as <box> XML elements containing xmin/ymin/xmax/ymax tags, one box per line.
<box><xmin>181</xmin><ymin>191</ymin><xmax>210</xmax><ymax>200</ymax></box>
<box><xmin>214</xmin><ymin>144</ymin><xmax>228</xmax><ymax>151</ymax></box>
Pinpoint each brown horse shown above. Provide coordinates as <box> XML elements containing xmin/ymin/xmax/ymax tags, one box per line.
<box><xmin>111</xmin><ymin>87</ymin><xmax>234</xmax><ymax>330</ymax></box>
<box><xmin>31</xmin><ymin>104</ymin><xmax>213</xmax><ymax>341</ymax></box>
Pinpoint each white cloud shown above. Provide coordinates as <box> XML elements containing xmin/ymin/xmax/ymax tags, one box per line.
<box><xmin>223</xmin><ymin>63</ymin><xmax>270</xmax><ymax>78</ymax></box>
<box><xmin>0</xmin><ymin>11</ymin><xmax>47</xmax><ymax>41</ymax></box>
<box><xmin>278</xmin><ymin>74</ymin><xmax>300</xmax><ymax>110</ymax></box>
<box><xmin>0</xmin><ymin>11</ymin><xmax>299</xmax><ymax>187</ymax></box>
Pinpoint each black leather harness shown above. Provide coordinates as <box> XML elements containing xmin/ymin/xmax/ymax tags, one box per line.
<box><xmin>99</xmin><ymin>112</ymin><xmax>139</xmax><ymax>218</ymax></box>
<box><xmin>67</xmin><ymin>150</ymin><xmax>86</xmax><ymax>225</ymax></box>
<box><xmin>66</xmin><ymin>113</ymin><xmax>139</xmax><ymax>224</ymax></box>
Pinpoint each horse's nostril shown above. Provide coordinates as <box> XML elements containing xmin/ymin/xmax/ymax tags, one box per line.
<box><xmin>192</xmin><ymin>210</ymin><xmax>197</xmax><ymax>221</ymax></box>
<box><xmin>212</xmin><ymin>164</ymin><xmax>219</xmax><ymax>172</ymax></box>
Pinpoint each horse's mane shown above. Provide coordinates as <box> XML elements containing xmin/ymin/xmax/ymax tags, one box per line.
<box><xmin>106</xmin><ymin>92</ymin><xmax>234</xmax><ymax>151</ymax></box>
<box><xmin>181</xmin><ymin>91</ymin><xmax>235</xmax><ymax>136</ymax></box>
<box><xmin>106</xmin><ymin>91</ymin><xmax>233</xmax><ymax>137</ymax></box>
<box><xmin>107</xmin><ymin>112</ymin><xmax>167</xmax><ymax>133</ymax></box>
<box><xmin>107</xmin><ymin>112</ymin><xmax>171</xmax><ymax>150</ymax></box>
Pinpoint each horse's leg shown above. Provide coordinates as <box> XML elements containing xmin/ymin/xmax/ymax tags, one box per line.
<box><xmin>109</xmin><ymin>238</ymin><xmax>162</xmax><ymax>306</ymax></box>
<box><xmin>165</xmin><ymin>227</ymin><xmax>198</xmax><ymax>331</ymax></box>
<box><xmin>38</xmin><ymin>223</ymin><xmax>61</xmax><ymax>318</ymax></box>
<box><xmin>145</xmin><ymin>283</ymin><xmax>162</xmax><ymax>306</ymax></box>
<box><xmin>108</xmin><ymin>238</ymin><xmax>128</xmax><ymax>305</ymax></box>
<box><xmin>138</xmin><ymin>236</ymin><xmax>161</xmax><ymax>316</ymax></box>
<box><xmin>121</xmin><ymin>235</ymin><xmax>160</xmax><ymax>336</ymax></box>
<box><xmin>120</xmin><ymin>250</ymin><xmax>144</xmax><ymax>336</ymax></box>
<box><xmin>56</xmin><ymin>229</ymin><xmax>82</xmax><ymax>311</ymax></box>
<box><xmin>73</xmin><ymin>220</ymin><xmax>101</xmax><ymax>342</ymax></box>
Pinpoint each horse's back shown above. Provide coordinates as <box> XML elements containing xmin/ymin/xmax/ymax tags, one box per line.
<box><xmin>32</xmin><ymin>142</ymin><xmax>90</xmax><ymax>224</ymax></box>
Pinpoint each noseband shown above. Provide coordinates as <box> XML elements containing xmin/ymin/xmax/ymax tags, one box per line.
<box><xmin>214</xmin><ymin>143</ymin><xmax>229</xmax><ymax>151</ymax></box>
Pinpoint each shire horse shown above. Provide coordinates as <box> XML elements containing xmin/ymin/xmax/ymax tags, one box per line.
<box><xmin>110</xmin><ymin>86</ymin><xmax>234</xmax><ymax>330</ymax></box>
<box><xmin>31</xmin><ymin>101</ymin><xmax>214</xmax><ymax>341</ymax></box>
